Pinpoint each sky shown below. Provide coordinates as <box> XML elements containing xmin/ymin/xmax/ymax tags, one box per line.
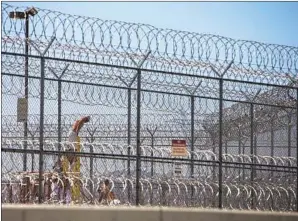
<box><xmin>3</xmin><ymin>1</ymin><xmax>298</xmax><ymax>47</ymax></box>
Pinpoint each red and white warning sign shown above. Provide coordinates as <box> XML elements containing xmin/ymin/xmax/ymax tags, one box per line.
<box><xmin>171</xmin><ymin>140</ymin><xmax>187</xmax><ymax>157</ymax></box>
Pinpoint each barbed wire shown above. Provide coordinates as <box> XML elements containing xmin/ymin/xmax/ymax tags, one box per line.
<box><xmin>1</xmin><ymin>140</ymin><xmax>297</xmax><ymax>211</ymax></box>
<box><xmin>2</xmin><ymin>71</ymin><xmax>296</xmax><ymax>114</ymax></box>
<box><xmin>1</xmin><ymin>111</ymin><xmax>296</xmax><ymax>148</ymax></box>
<box><xmin>2</xmin><ymin>3</ymin><xmax>298</xmax><ymax>86</ymax></box>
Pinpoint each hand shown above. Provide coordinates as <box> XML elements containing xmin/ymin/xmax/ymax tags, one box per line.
<box><xmin>82</xmin><ymin>116</ymin><xmax>90</xmax><ymax>122</ymax></box>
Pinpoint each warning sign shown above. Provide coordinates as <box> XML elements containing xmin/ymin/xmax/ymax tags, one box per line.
<box><xmin>17</xmin><ymin>98</ymin><xmax>28</xmax><ymax>122</ymax></box>
<box><xmin>171</xmin><ymin>140</ymin><xmax>187</xmax><ymax>157</ymax></box>
<box><xmin>174</xmin><ymin>163</ymin><xmax>182</xmax><ymax>176</ymax></box>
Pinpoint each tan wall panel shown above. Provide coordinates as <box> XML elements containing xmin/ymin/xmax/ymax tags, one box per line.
<box><xmin>2</xmin><ymin>205</ymin><xmax>298</xmax><ymax>221</ymax></box>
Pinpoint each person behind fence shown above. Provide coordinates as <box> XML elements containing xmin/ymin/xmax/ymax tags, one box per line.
<box><xmin>66</xmin><ymin>116</ymin><xmax>90</xmax><ymax>171</ymax></box>
<box><xmin>52</xmin><ymin>116</ymin><xmax>90</xmax><ymax>204</ymax></box>
<box><xmin>98</xmin><ymin>179</ymin><xmax>120</xmax><ymax>205</ymax></box>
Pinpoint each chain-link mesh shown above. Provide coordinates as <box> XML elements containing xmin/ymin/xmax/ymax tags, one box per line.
<box><xmin>1</xmin><ymin>2</ymin><xmax>298</xmax><ymax>212</ymax></box>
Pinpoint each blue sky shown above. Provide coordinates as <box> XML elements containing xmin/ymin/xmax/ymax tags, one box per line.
<box><xmin>3</xmin><ymin>1</ymin><xmax>298</xmax><ymax>47</ymax></box>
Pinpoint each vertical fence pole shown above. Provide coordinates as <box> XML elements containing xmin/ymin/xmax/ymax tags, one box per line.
<box><xmin>240</xmin><ymin>88</ymin><xmax>260</xmax><ymax>210</ymax></box>
<box><xmin>182</xmin><ymin>82</ymin><xmax>201</xmax><ymax>202</ymax></box>
<box><xmin>238</xmin><ymin>128</ymin><xmax>241</xmax><ymax>181</ymax></box>
<box><xmin>90</xmin><ymin>142</ymin><xmax>94</xmax><ymax>177</ymax></box>
<box><xmin>270</xmin><ymin>118</ymin><xmax>274</xmax><ymax>157</ymax></box>
<box><xmin>117</xmin><ymin>72</ymin><xmax>138</xmax><ymax>204</ymax></box>
<box><xmin>86</xmin><ymin>128</ymin><xmax>96</xmax><ymax>202</ymax></box>
<box><xmin>250</xmin><ymin>103</ymin><xmax>255</xmax><ymax>209</ymax></box>
<box><xmin>87</xmin><ymin>129</ymin><xmax>96</xmax><ymax>182</ymax></box>
<box><xmin>127</xmin><ymin>87</ymin><xmax>132</xmax><ymax>205</ymax></box>
<box><xmin>48</xmin><ymin>65</ymin><xmax>68</xmax><ymax>157</ymax></box>
<box><xmin>151</xmin><ymin>134</ymin><xmax>154</xmax><ymax>177</ymax></box>
<box><xmin>210</xmin><ymin>61</ymin><xmax>233</xmax><ymax>209</ymax></box>
<box><xmin>136</xmin><ymin>69</ymin><xmax>142</xmax><ymax>206</ymax></box>
<box><xmin>127</xmin><ymin>51</ymin><xmax>150</xmax><ymax>206</ymax></box>
<box><xmin>31</xmin><ymin>135</ymin><xmax>35</xmax><ymax>172</ymax></box>
<box><xmin>23</xmin><ymin>16</ymin><xmax>29</xmax><ymax>172</ymax></box>
<box><xmin>190</xmin><ymin>95</ymin><xmax>195</xmax><ymax>178</ymax></box>
<box><xmin>27</xmin><ymin>129</ymin><xmax>36</xmax><ymax>172</ymax></box>
<box><xmin>218</xmin><ymin>76</ymin><xmax>223</xmax><ymax>209</ymax></box>
<box><xmin>30</xmin><ymin>37</ymin><xmax>56</xmax><ymax>204</ymax></box>
<box><xmin>190</xmin><ymin>95</ymin><xmax>195</xmax><ymax>205</ymax></box>
<box><xmin>89</xmin><ymin>141</ymin><xmax>94</xmax><ymax>201</ymax></box>
<box><xmin>146</xmin><ymin>127</ymin><xmax>158</xmax><ymax>177</ymax></box>
<box><xmin>287</xmin><ymin>111</ymin><xmax>292</xmax><ymax>159</ymax></box>
<box><xmin>57</xmin><ymin>79</ymin><xmax>62</xmax><ymax>155</ymax></box>
<box><xmin>127</xmin><ymin>87</ymin><xmax>131</xmax><ymax>176</ymax></box>
<box><xmin>146</xmin><ymin>126</ymin><xmax>157</xmax><ymax>205</ymax></box>
<box><xmin>38</xmin><ymin>56</ymin><xmax>45</xmax><ymax>204</ymax></box>
<box><xmin>270</xmin><ymin>117</ymin><xmax>274</xmax><ymax>177</ymax></box>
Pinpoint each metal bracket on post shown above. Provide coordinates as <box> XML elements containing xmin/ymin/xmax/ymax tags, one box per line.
<box><xmin>210</xmin><ymin>60</ymin><xmax>233</xmax><ymax>209</ymax></box>
<box><xmin>182</xmin><ymin>80</ymin><xmax>202</xmax><ymax>97</ymax></box>
<box><xmin>240</xmin><ymin>88</ymin><xmax>262</xmax><ymax>103</ymax></box>
<box><xmin>29</xmin><ymin>37</ymin><xmax>56</xmax><ymax>204</ymax></box>
<box><xmin>30</xmin><ymin>37</ymin><xmax>56</xmax><ymax>57</ymax></box>
<box><xmin>127</xmin><ymin>50</ymin><xmax>151</xmax><ymax>206</ymax></box>
<box><xmin>210</xmin><ymin>61</ymin><xmax>233</xmax><ymax>78</ymax></box>
<box><xmin>48</xmin><ymin>64</ymin><xmax>69</xmax><ymax>80</ymax></box>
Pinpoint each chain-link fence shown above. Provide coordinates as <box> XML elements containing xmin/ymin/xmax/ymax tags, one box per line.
<box><xmin>1</xmin><ymin>3</ymin><xmax>298</xmax><ymax>212</ymax></box>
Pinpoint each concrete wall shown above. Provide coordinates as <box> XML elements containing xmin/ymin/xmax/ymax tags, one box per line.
<box><xmin>2</xmin><ymin>204</ymin><xmax>298</xmax><ymax>221</ymax></box>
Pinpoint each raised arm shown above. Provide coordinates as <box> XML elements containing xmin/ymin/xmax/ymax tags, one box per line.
<box><xmin>72</xmin><ymin>116</ymin><xmax>90</xmax><ymax>135</ymax></box>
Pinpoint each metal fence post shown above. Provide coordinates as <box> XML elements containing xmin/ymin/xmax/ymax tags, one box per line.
<box><xmin>182</xmin><ymin>82</ymin><xmax>201</xmax><ymax>199</ymax></box>
<box><xmin>23</xmin><ymin>15</ymin><xmax>30</xmax><ymax>173</ymax></box>
<box><xmin>147</xmin><ymin>127</ymin><xmax>157</xmax><ymax>177</ymax></box>
<box><xmin>48</xmin><ymin>65</ymin><xmax>69</xmax><ymax>157</ymax></box>
<box><xmin>136</xmin><ymin>68</ymin><xmax>142</xmax><ymax>206</ymax></box>
<box><xmin>38</xmin><ymin>56</ymin><xmax>45</xmax><ymax>204</ymax></box>
<box><xmin>287</xmin><ymin>111</ymin><xmax>292</xmax><ymax>159</ymax></box>
<box><xmin>117</xmin><ymin>72</ymin><xmax>139</xmax><ymax>204</ymax></box>
<box><xmin>218</xmin><ymin>76</ymin><xmax>223</xmax><ymax>209</ymax></box>
<box><xmin>117</xmin><ymin>72</ymin><xmax>141</xmax><ymax>205</ymax></box>
<box><xmin>240</xmin><ymin>88</ymin><xmax>261</xmax><ymax>210</ymax></box>
<box><xmin>190</xmin><ymin>95</ymin><xmax>196</xmax><ymax>205</ymax></box>
<box><xmin>270</xmin><ymin>115</ymin><xmax>275</xmax><ymax>177</ymax></box>
<box><xmin>28</xmin><ymin>128</ymin><xmax>38</xmax><ymax>172</ymax></box>
<box><xmin>210</xmin><ymin>61</ymin><xmax>233</xmax><ymax>209</ymax></box>
<box><xmin>127</xmin><ymin>74</ymin><xmax>137</xmax><ymax>203</ymax></box>
<box><xmin>238</xmin><ymin>128</ymin><xmax>241</xmax><ymax>181</ymax></box>
<box><xmin>147</xmin><ymin>126</ymin><xmax>157</xmax><ymax>205</ymax></box>
<box><xmin>127</xmin><ymin>87</ymin><xmax>132</xmax><ymax>176</ymax></box>
<box><xmin>190</xmin><ymin>95</ymin><xmax>195</xmax><ymax>178</ymax></box>
<box><xmin>127</xmin><ymin>51</ymin><xmax>151</xmax><ymax>206</ymax></box>
<box><xmin>249</xmin><ymin>102</ymin><xmax>255</xmax><ymax>208</ymax></box>
<box><xmin>30</xmin><ymin>37</ymin><xmax>55</xmax><ymax>204</ymax></box>
<box><xmin>86</xmin><ymin>128</ymin><xmax>96</xmax><ymax>181</ymax></box>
